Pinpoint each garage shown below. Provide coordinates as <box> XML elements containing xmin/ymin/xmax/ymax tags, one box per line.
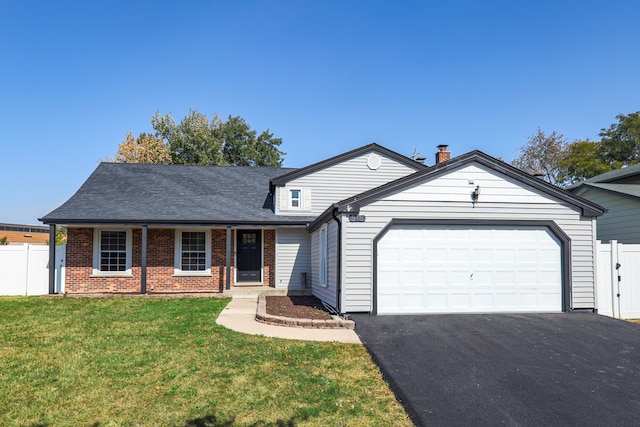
<box><xmin>376</xmin><ymin>224</ymin><xmax>563</xmax><ymax>314</ymax></box>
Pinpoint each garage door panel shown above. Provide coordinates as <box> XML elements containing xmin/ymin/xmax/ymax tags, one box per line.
<box><xmin>377</xmin><ymin>226</ymin><xmax>562</xmax><ymax>314</ymax></box>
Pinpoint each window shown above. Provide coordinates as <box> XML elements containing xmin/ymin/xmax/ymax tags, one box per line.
<box><xmin>290</xmin><ymin>189</ymin><xmax>301</xmax><ymax>209</ymax></box>
<box><xmin>93</xmin><ymin>229</ymin><xmax>132</xmax><ymax>275</ymax></box>
<box><xmin>319</xmin><ymin>225</ymin><xmax>328</xmax><ymax>286</ymax></box>
<box><xmin>175</xmin><ymin>230</ymin><xmax>211</xmax><ymax>275</ymax></box>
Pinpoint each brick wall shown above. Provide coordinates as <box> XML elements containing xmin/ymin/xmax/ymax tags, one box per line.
<box><xmin>66</xmin><ymin>228</ymin><xmax>140</xmax><ymax>293</ymax></box>
<box><xmin>263</xmin><ymin>229</ymin><xmax>275</xmax><ymax>287</ymax></box>
<box><xmin>65</xmin><ymin>227</ymin><xmax>275</xmax><ymax>293</ymax></box>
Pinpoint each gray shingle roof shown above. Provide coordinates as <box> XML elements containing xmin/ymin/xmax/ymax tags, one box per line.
<box><xmin>41</xmin><ymin>163</ymin><xmax>318</xmax><ymax>225</ymax></box>
<box><xmin>567</xmin><ymin>163</ymin><xmax>640</xmax><ymax>188</ymax></box>
<box><xmin>580</xmin><ymin>183</ymin><xmax>640</xmax><ymax>200</ymax></box>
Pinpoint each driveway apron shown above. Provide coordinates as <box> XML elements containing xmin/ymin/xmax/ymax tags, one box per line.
<box><xmin>352</xmin><ymin>313</ymin><xmax>640</xmax><ymax>427</ymax></box>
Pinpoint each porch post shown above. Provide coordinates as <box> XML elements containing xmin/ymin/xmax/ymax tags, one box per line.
<box><xmin>226</xmin><ymin>226</ymin><xmax>232</xmax><ymax>290</ymax></box>
<box><xmin>48</xmin><ymin>224</ymin><xmax>56</xmax><ymax>294</ymax></box>
<box><xmin>141</xmin><ymin>225</ymin><xmax>148</xmax><ymax>294</ymax></box>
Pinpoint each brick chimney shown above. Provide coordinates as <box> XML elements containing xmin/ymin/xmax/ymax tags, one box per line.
<box><xmin>435</xmin><ymin>144</ymin><xmax>450</xmax><ymax>164</ymax></box>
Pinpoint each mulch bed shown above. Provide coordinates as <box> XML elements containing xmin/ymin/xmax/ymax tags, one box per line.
<box><xmin>265</xmin><ymin>295</ymin><xmax>333</xmax><ymax>320</ymax></box>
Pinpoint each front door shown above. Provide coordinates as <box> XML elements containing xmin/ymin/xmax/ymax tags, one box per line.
<box><xmin>237</xmin><ymin>230</ymin><xmax>262</xmax><ymax>282</ymax></box>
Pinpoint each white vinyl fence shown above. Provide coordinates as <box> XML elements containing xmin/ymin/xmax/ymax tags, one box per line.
<box><xmin>597</xmin><ymin>240</ymin><xmax>640</xmax><ymax>319</ymax></box>
<box><xmin>0</xmin><ymin>244</ymin><xmax>65</xmax><ymax>296</ymax></box>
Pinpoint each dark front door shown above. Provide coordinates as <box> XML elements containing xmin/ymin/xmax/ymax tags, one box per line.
<box><xmin>237</xmin><ymin>230</ymin><xmax>262</xmax><ymax>282</ymax></box>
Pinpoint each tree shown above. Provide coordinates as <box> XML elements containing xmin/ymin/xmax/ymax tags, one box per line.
<box><xmin>557</xmin><ymin>140</ymin><xmax>616</xmax><ymax>185</ymax></box>
<box><xmin>0</xmin><ymin>236</ymin><xmax>7</xmax><ymax>245</ymax></box>
<box><xmin>598</xmin><ymin>111</ymin><xmax>640</xmax><ymax>167</ymax></box>
<box><xmin>112</xmin><ymin>132</ymin><xmax>171</xmax><ymax>164</ymax></box>
<box><xmin>45</xmin><ymin>227</ymin><xmax>67</xmax><ymax>246</ymax></box>
<box><xmin>151</xmin><ymin>109</ymin><xmax>285</xmax><ymax>166</ymax></box>
<box><xmin>511</xmin><ymin>129</ymin><xmax>568</xmax><ymax>186</ymax></box>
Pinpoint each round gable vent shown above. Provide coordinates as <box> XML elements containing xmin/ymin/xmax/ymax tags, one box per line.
<box><xmin>366</xmin><ymin>154</ymin><xmax>381</xmax><ymax>170</ymax></box>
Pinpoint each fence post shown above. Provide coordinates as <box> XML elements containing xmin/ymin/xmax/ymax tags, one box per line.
<box><xmin>610</xmin><ymin>240</ymin><xmax>619</xmax><ymax>318</ymax></box>
<box><xmin>48</xmin><ymin>225</ymin><xmax>56</xmax><ymax>294</ymax></box>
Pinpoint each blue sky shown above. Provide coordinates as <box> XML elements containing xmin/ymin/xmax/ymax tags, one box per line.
<box><xmin>2</xmin><ymin>0</ymin><xmax>639</xmax><ymax>225</ymax></box>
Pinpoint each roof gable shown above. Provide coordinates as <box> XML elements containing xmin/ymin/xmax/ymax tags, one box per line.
<box><xmin>269</xmin><ymin>143</ymin><xmax>426</xmax><ymax>189</ymax></box>
<box><xmin>308</xmin><ymin>150</ymin><xmax>606</xmax><ymax>231</ymax></box>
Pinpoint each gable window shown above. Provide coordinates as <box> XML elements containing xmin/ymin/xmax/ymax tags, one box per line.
<box><xmin>175</xmin><ymin>230</ymin><xmax>211</xmax><ymax>275</ymax></box>
<box><xmin>290</xmin><ymin>189</ymin><xmax>301</xmax><ymax>209</ymax></box>
<box><xmin>93</xmin><ymin>229</ymin><xmax>132</xmax><ymax>275</ymax></box>
<box><xmin>319</xmin><ymin>225</ymin><xmax>328</xmax><ymax>286</ymax></box>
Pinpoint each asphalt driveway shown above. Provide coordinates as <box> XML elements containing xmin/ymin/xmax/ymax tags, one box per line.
<box><xmin>351</xmin><ymin>313</ymin><xmax>640</xmax><ymax>426</ymax></box>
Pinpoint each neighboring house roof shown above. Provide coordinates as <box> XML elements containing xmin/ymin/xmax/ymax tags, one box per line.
<box><xmin>269</xmin><ymin>143</ymin><xmax>426</xmax><ymax>189</ymax></box>
<box><xmin>0</xmin><ymin>223</ymin><xmax>49</xmax><ymax>233</ymax></box>
<box><xmin>309</xmin><ymin>150</ymin><xmax>606</xmax><ymax>231</ymax></box>
<box><xmin>567</xmin><ymin>162</ymin><xmax>640</xmax><ymax>189</ymax></box>
<box><xmin>575</xmin><ymin>183</ymin><xmax>640</xmax><ymax>201</ymax></box>
<box><xmin>0</xmin><ymin>223</ymin><xmax>49</xmax><ymax>244</ymax></box>
<box><xmin>40</xmin><ymin>163</ymin><xmax>317</xmax><ymax>225</ymax></box>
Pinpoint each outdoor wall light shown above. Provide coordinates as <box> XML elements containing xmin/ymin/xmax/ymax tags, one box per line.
<box><xmin>471</xmin><ymin>185</ymin><xmax>481</xmax><ymax>205</ymax></box>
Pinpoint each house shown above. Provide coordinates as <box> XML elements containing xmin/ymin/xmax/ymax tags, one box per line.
<box><xmin>0</xmin><ymin>223</ymin><xmax>49</xmax><ymax>245</ymax></box>
<box><xmin>41</xmin><ymin>143</ymin><xmax>605</xmax><ymax>314</ymax></box>
<box><xmin>568</xmin><ymin>163</ymin><xmax>640</xmax><ymax>244</ymax></box>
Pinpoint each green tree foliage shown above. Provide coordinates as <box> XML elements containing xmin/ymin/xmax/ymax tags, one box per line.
<box><xmin>598</xmin><ymin>111</ymin><xmax>640</xmax><ymax>167</ymax></box>
<box><xmin>0</xmin><ymin>236</ymin><xmax>8</xmax><ymax>245</ymax></box>
<box><xmin>511</xmin><ymin>129</ymin><xmax>568</xmax><ymax>186</ymax></box>
<box><xmin>151</xmin><ymin>110</ymin><xmax>285</xmax><ymax>166</ymax></box>
<box><xmin>557</xmin><ymin>140</ymin><xmax>616</xmax><ymax>185</ymax></box>
<box><xmin>45</xmin><ymin>227</ymin><xmax>67</xmax><ymax>246</ymax></box>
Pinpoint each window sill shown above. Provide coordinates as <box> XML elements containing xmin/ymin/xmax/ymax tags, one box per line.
<box><xmin>173</xmin><ymin>271</ymin><xmax>211</xmax><ymax>277</ymax></box>
<box><xmin>91</xmin><ymin>272</ymin><xmax>133</xmax><ymax>278</ymax></box>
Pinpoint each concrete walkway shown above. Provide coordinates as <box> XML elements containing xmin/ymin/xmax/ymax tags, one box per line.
<box><xmin>216</xmin><ymin>295</ymin><xmax>361</xmax><ymax>344</ymax></box>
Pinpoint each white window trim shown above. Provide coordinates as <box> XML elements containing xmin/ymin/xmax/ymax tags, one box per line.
<box><xmin>92</xmin><ymin>228</ymin><xmax>133</xmax><ymax>277</ymax></box>
<box><xmin>319</xmin><ymin>225</ymin><xmax>328</xmax><ymax>287</ymax></box>
<box><xmin>289</xmin><ymin>188</ymin><xmax>302</xmax><ymax>210</ymax></box>
<box><xmin>174</xmin><ymin>229</ymin><xmax>212</xmax><ymax>276</ymax></box>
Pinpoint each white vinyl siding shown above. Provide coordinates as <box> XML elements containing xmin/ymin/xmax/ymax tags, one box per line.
<box><xmin>311</xmin><ymin>221</ymin><xmax>338</xmax><ymax>307</ymax></box>
<box><xmin>340</xmin><ymin>163</ymin><xmax>597</xmax><ymax>312</ymax></box>
<box><xmin>319</xmin><ymin>225</ymin><xmax>328</xmax><ymax>286</ymax></box>
<box><xmin>576</xmin><ymin>188</ymin><xmax>640</xmax><ymax>244</ymax></box>
<box><xmin>276</xmin><ymin>151</ymin><xmax>417</xmax><ymax>215</ymax></box>
<box><xmin>275</xmin><ymin>228</ymin><xmax>311</xmax><ymax>289</ymax></box>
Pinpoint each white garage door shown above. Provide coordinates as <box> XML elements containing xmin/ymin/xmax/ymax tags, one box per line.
<box><xmin>377</xmin><ymin>225</ymin><xmax>562</xmax><ymax>314</ymax></box>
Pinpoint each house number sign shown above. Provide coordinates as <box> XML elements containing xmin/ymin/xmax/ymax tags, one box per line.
<box><xmin>348</xmin><ymin>215</ymin><xmax>366</xmax><ymax>222</ymax></box>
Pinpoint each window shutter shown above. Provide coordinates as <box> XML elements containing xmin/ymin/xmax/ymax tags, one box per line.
<box><xmin>303</xmin><ymin>187</ymin><xmax>312</xmax><ymax>211</ymax></box>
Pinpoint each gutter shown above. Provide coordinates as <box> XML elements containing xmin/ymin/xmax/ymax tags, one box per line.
<box><xmin>331</xmin><ymin>208</ymin><xmax>342</xmax><ymax>314</ymax></box>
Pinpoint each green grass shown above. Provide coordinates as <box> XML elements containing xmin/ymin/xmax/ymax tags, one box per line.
<box><xmin>0</xmin><ymin>297</ymin><xmax>412</xmax><ymax>427</ymax></box>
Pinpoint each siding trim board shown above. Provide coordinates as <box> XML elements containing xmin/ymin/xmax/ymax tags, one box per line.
<box><xmin>371</xmin><ymin>219</ymin><xmax>572</xmax><ymax>314</ymax></box>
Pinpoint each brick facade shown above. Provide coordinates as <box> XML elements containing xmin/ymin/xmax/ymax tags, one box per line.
<box><xmin>65</xmin><ymin>227</ymin><xmax>274</xmax><ymax>294</ymax></box>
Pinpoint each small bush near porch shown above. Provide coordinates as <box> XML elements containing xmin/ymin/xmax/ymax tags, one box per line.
<box><xmin>0</xmin><ymin>297</ymin><xmax>411</xmax><ymax>426</ymax></box>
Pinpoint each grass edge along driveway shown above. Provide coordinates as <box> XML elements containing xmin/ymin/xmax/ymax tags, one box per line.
<box><xmin>0</xmin><ymin>297</ymin><xmax>411</xmax><ymax>427</ymax></box>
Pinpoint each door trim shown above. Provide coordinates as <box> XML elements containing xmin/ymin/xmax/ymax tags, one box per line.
<box><xmin>235</xmin><ymin>229</ymin><xmax>263</xmax><ymax>283</ymax></box>
<box><xmin>372</xmin><ymin>219</ymin><xmax>572</xmax><ymax>314</ymax></box>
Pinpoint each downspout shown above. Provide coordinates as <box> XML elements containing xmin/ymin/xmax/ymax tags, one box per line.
<box><xmin>331</xmin><ymin>208</ymin><xmax>342</xmax><ymax>313</ymax></box>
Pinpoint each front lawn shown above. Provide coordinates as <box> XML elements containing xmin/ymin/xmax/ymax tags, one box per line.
<box><xmin>0</xmin><ymin>297</ymin><xmax>411</xmax><ymax>426</ymax></box>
